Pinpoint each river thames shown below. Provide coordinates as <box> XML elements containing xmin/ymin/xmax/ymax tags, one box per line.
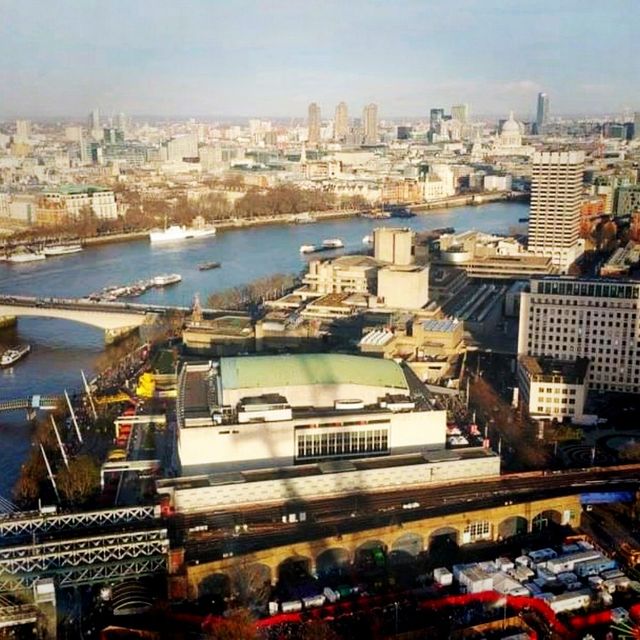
<box><xmin>0</xmin><ymin>201</ymin><xmax>527</xmax><ymax>497</ymax></box>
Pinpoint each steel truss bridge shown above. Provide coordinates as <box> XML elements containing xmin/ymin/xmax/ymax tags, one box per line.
<box><xmin>0</xmin><ymin>505</ymin><xmax>157</xmax><ymax>539</ymax></box>
<box><xmin>0</xmin><ymin>530</ymin><xmax>168</xmax><ymax>591</ymax></box>
<box><xmin>0</xmin><ymin>506</ymin><xmax>168</xmax><ymax>592</ymax></box>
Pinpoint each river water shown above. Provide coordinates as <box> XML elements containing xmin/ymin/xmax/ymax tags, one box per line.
<box><xmin>0</xmin><ymin>201</ymin><xmax>527</xmax><ymax>497</ymax></box>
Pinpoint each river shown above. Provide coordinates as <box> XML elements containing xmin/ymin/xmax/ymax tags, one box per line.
<box><xmin>0</xmin><ymin>201</ymin><xmax>528</xmax><ymax>497</ymax></box>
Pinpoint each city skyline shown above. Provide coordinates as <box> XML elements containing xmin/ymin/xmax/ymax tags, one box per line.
<box><xmin>1</xmin><ymin>0</ymin><xmax>638</xmax><ymax>119</ymax></box>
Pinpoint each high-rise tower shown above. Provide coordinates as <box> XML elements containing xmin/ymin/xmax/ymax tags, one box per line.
<box><xmin>362</xmin><ymin>103</ymin><xmax>378</xmax><ymax>145</ymax></box>
<box><xmin>307</xmin><ymin>102</ymin><xmax>321</xmax><ymax>146</ymax></box>
<box><xmin>334</xmin><ymin>102</ymin><xmax>349</xmax><ymax>141</ymax></box>
<box><xmin>528</xmin><ymin>150</ymin><xmax>584</xmax><ymax>273</ymax></box>
<box><xmin>535</xmin><ymin>92</ymin><xmax>549</xmax><ymax>133</ymax></box>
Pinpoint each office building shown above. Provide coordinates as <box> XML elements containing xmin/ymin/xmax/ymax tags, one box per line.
<box><xmin>308</xmin><ymin>102</ymin><xmax>321</xmax><ymax>145</ymax></box>
<box><xmin>334</xmin><ymin>102</ymin><xmax>349</xmax><ymax>140</ymax></box>
<box><xmin>616</xmin><ymin>185</ymin><xmax>640</xmax><ymax>218</ymax></box>
<box><xmin>517</xmin><ymin>277</ymin><xmax>640</xmax><ymax>394</ymax></box>
<box><xmin>634</xmin><ymin>112</ymin><xmax>640</xmax><ymax>140</ymax></box>
<box><xmin>430</xmin><ymin>108</ymin><xmax>445</xmax><ymax>129</ymax></box>
<box><xmin>535</xmin><ymin>92</ymin><xmax>549</xmax><ymax>133</ymax></box>
<box><xmin>36</xmin><ymin>185</ymin><xmax>118</xmax><ymax>225</ymax></box>
<box><xmin>451</xmin><ymin>104</ymin><xmax>469</xmax><ymax>123</ymax></box>
<box><xmin>15</xmin><ymin>119</ymin><xmax>31</xmax><ymax>142</ymax></box>
<box><xmin>362</xmin><ymin>103</ymin><xmax>379</xmax><ymax>145</ymax></box>
<box><xmin>517</xmin><ymin>356</ymin><xmax>589</xmax><ymax>421</ymax></box>
<box><xmin>528</xmin><ymin>151</ymin><xmax>585</xmax><ymax>273</ymax></box>
<box><xmin>165</xmin><ymin>134</ymin><xmax>199</xmax><ymax>161</ymax></box>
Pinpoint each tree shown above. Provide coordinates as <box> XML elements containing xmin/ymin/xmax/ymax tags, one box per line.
<box><xmin>300</xmin><ymin>620</ymin><xmax>340</xmax><ymax>640</ymax></box>
<box><xmin>13</xmin><ymin>451</ymin><xmax>47</xmax><ymax>504</ymax></box>
<box><xmin>205</xmin><ymin>608</ymin><xmax>257</xmax><ymax>640</ymax></box>
<box><xmin>57</xmin><ymin>455</ymin><xmax>100</xmax><ymax>504</ymax></box>
<box><xmin>619</xmin><ymin>442</ymin><xmax>640</xmax><ymax>462</ymax></box>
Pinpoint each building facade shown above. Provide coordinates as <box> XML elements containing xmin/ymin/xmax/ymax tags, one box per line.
<box><xmin>37</xmin><ymin>185</ymin><xmax>118</xmax><ymax>225</ymax></box>
<box><xmin>362</xmin><ymin>103</ymin><xmax>379</xmax><ymax>145</ymax></box>
<box><xmin>528</xmin><ymin>151</ymin><xmax>585</xmax><ymax>273</ymax></box>
<box><xmin>308</xmin><ymin>102</ymin><xmax>321</xmax><ymax>146</ymax></box>
<box><xmin>517</xmin><ymin>277</ymin><xmax>640</xmax><ymax>394</ymax></box>
<box><xmin>334</xmin><ymin>102</ymin><xmax>349</xmax><ymax>141</ymax></box>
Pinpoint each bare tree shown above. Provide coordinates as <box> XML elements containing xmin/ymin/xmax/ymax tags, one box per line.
<box><xmin>56</xmin><ymin>455</ymin><xmax>100</xmax><ymax>504</ymax></box>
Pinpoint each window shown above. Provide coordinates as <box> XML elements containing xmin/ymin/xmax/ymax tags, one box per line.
<box><xmin>296</xmin><ymin>427</ymin><xmax>390</xmax><ymax>460</ymax></box>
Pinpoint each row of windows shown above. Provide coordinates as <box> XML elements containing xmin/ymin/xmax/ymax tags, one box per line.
<box><xmin>537</xmin><ymin>397</ymin><xmax>576</xmax><ymax>405</ymax></box>
<box><xmin>296</xmin><ymin>428</ymin><xmax>389</xmax><ymax>460</ymax></box>
<box><xmin>534</xmin><ymin>309</ymin><xmax>637</xmax><ymax>320</ymax></box>
<box><xmin>537</xmin><ymin>406</ymin><xmax>570</xmax><ymax>415</ymax></box>
<box><xmin>464</xmin><ymin>521</ymin><xmax>491</xmax><ymax>541</ymax></box>
<box><xmin>535</xmin><ymin>281</ymin><xmax>640</xmax><ymax>299</ymax></box>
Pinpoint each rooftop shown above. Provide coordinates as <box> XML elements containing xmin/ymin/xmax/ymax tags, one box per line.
<box><xmin>520</xmin><ymin>356</ymin><xmax>590</xmax><ymax>384</ymax></box>
<box><xmin>220</xmin><ymin>353</ymin><xmax>409</xmax><ymax>391</ymax></box>
<box><xmin>422</xmin><ymin>318</ymin><xmax>460</xmax><ymax>333</ymax></box>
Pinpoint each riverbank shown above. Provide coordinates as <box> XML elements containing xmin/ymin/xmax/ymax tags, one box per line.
<box><xmin>411</xmin><ymin>191</ymin><xmax>529</xmax><ymax>212</ymax></box>
<box><xmin>1</xmin><ymin>191</ymin><xmax>530</xmax><ymax>251</ymax></box>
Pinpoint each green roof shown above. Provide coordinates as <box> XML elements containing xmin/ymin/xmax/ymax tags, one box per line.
<box><xmin>220</xmin><ymin>354</ymin><xmax>408</xmax><ymax>391</ymax></box>
<box><xmin>58</xmin><ymin>184</ymin><xmax>109</xmax><ymax>195</ymax></box>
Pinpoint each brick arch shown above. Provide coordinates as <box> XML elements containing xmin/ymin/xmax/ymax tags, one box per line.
<box><xmin>390</xmin><ymin>532</ymin><xmax>424</xmax><ymax>565</ymax></box>
<box><xmin>532</xmin><ymin>509</ymin><xmax>563</xmax><ymax>531</ymax></box>
<box><xmin>498</xmin><ymin>515</ymin><xmax>529</xmax><ymax>539</ymax></box>
<box><xmin>316</xmin><ymin>547</ymin><xmax>351</xmax><ymax>578</ymax></box>
<box><xmin>277</xmin><ymin>554</ymin><xmax>313</xmax><ymax>582</ymax></box>
<box><xmin>198</xmin><ymin>572</ymin><xmax>230</xmax><ymax>600</ymax></box>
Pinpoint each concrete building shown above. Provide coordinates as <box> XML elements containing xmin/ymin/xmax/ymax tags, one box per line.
<box><xmin>483</xmin><ymin>175</ymin><xmax>512</xmax><ymax>192</ymax></box>
<box><xmin>176</xmin><ymin>354</ymin><xmax>448</xmax><ymax>474</ymax></box>
<box><xmin>334</xmin><ymin>102</ymin><xmax>349</xmax><ymax>141</ymax></box>
<box><xmin>373</xmin><ymin>227</ymin><xmax>414</xmax><ymax>265</ymax></box>
<box><xmin>528</xmin><ymin>151</ymin><xmax>585</xmax><ymax>273</ymax></box>
<box><xmin>436</xmin><ymin>231</ymin><xmax>554</xmax><ymax>279</ymax></box>
<box><xmin>166</xmin><ymin>134</ymin><xmax>198</xmax><ymax>162</ymax></box>
<box><xmin>303</xmin><ymin>255</ymin><xmax>379</xmax><ymax>295</ymax></box>
<box><xmin>517</xmin><ymin>356</ymin><xmax>589</xmax><ymax>421</ymax></box>
<box><xmin>362</xmin><ymin>103</ymin><xmax>379</xmax><ymax>145</ymax></box>
<box><xmin>308</xmin><ymin>103</ymin><xmax>321</xmax><ymax>146</ymax></box>
<box><xmin>616</xmin><ymin>185</ymin><xmax>640</xmax><ymax>218</ymax></box>
<box><xmin>517</xmin><ymin>277</ymin><xmax>640</xmax><ymax>394</ymax></box>
<box><xmin>377</xmin><ymin>265</ymin><xmax>429</xmax><ymax>310</ymax></box>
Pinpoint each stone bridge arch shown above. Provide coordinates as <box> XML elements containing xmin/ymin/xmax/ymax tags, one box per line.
<box><xmin>316</xmin><ymin>547</ymin><xmax>351</xmax><ymax>578</ymax></box>
<box><xmin>197</xmin><ymin>572</ymin><xmax>230</xmax><ymax>601</ymax></box>
<box><xmin>277</xmin><ymin>554</ymin><xmax>312</xmax><ymax>582</ymax></box>
<box><xmin>390</xmin><ymin>532</ymin><xmax>424</xmax><ymax>566</ymax></box>
<box><xmin>498</xmin><ymin>515</ymin><xmax>528</xmax><ymax>540</ymax></box>
<box><xmin>532</xmin><ymin>509</ymin><xmax>563</xmax><ymax>532</ymax></box>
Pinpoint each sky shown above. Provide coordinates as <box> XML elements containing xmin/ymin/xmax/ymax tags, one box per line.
<box><xmin>1</xmin><ymin>0</ymin><xmax>638</xmax><ymax>119</ymax></box>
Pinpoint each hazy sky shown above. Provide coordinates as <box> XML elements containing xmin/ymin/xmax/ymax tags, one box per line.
<box><xmin>1</xmin><ymin>0</ymin><xmax>638</xmax><ymax>119</ymax></box>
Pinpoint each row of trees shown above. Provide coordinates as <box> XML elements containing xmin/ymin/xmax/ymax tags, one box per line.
<box><xmin>207</xmin><ymin>273</ymin><xmax>297</xmax><ymax>311</ymax></box>
<box><xmin>6</xmin><ymin>182</ymin><xmax>370</xmax><ymax>244</ymax></box>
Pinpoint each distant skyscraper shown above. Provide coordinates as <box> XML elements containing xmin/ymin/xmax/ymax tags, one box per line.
<box><xmin>430</xmin><ymin>108</ymin><xmax>445</xmax><ymax>129</ymax></box>
<box><xmin>528</xmin><ymin>150</ymin><xmax>584</xmax><ymax>273</ymax></box>
<box><xmin>334</xmin><ymin>102</ymin><xmax>349</xmax><ymax>141</ymax></box>
<box><xmin>116</xmin><ymin>112</ymin><xmax>127</xmax><ymax>137</ymax></box>
<box><xmin>634</xmin><ymin>112</ymin><xmax>640</xmax><ymax>140</ymax></box>
<box><xmin>535</xmin><ymin>92</ymin><xmax>549</xmax><ymax>133</ymax></box>
<box><xmin>307</xmin><ymin>102</ymin><xmax>321</xmax><ymax>145</ymax></box>
<box><xmin>451</xmin><ymin>104</ymin><xmax>469</xmax><ymax>123</ymax></box>
<box><xmin>89</xmin><ymin>108</ymin><xmax>100</xmax><ymax>131</ymax></box>
<box><xmin>15</xmin><ymin>119</ymin><xmax>31</xmax><ymax>141</ymax></box>
<box><xmin>362</xmin><ymin>103</ymin><xmax>378</xmax><ymax>145</ymax></box>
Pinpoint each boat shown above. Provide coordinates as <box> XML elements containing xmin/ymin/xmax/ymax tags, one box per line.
<box><xmin>43</xmin><ymin>244</ymin><xmax>83</xmax><ymax>256</ymax></box>
<box><xmin>518</xmin><ymin>217</ymin><xmax>530</xmax><ymax>223</ymax></box>
<box><xmin>389</xmin><ymin>208</ymin><xmax>416</xmax><ymax>219</ymax></box>
<box><xmin>362</xmin><ymin>235</ymin><xmax>373</xmax><ymax>245</ymax></box>
<box><xmin>149</xmin><ymin>223</ymin><xmax>217</xmax><ymax>244</ymax></box>
<box><xmin>7</xmin><ymin>252</ymin><xmax>46</xmax><ymax>263</ymax></box>
<box><xmin>198</xmin><ymin>261</ymin><xmax>221</xmax><ymax>271</ymax></box>
<box><xmin>1</xmin><ymin>344</ymin><xmax>31</xmax><ymax>367</ymax></box>
<box><xmin>152</xmin><ymin>273</ymin><xmax>182</xmax><ymax>287</ymax></box>
<box><xmin>299</xmin><ymin>244</ymin><xmax>317</xmax><ymax>254</ymax></box>
<box><xmin>322</xmin><ymin>238</ymin><xmax>344</xmax><ymax>249</ymax></box>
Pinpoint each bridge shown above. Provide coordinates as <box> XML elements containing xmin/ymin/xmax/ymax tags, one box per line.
<box><xmin>0</xmin><ymin>395</ymin><xmax>62</xmax><ymax>414</ymax></box>
<box><xmin>0</xmin><ymin>295</ymin><xmax>248</xmax><ymax>343</ymax></box>
<box><xmin>0</xmin><ymin>295</ymin><xmax>170</xmax><ymax>344</ymax></box>
<box><xmin>0</xmin><ymin>506</ymin><xmax>168</xmax><ymax>592</ymax></box>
